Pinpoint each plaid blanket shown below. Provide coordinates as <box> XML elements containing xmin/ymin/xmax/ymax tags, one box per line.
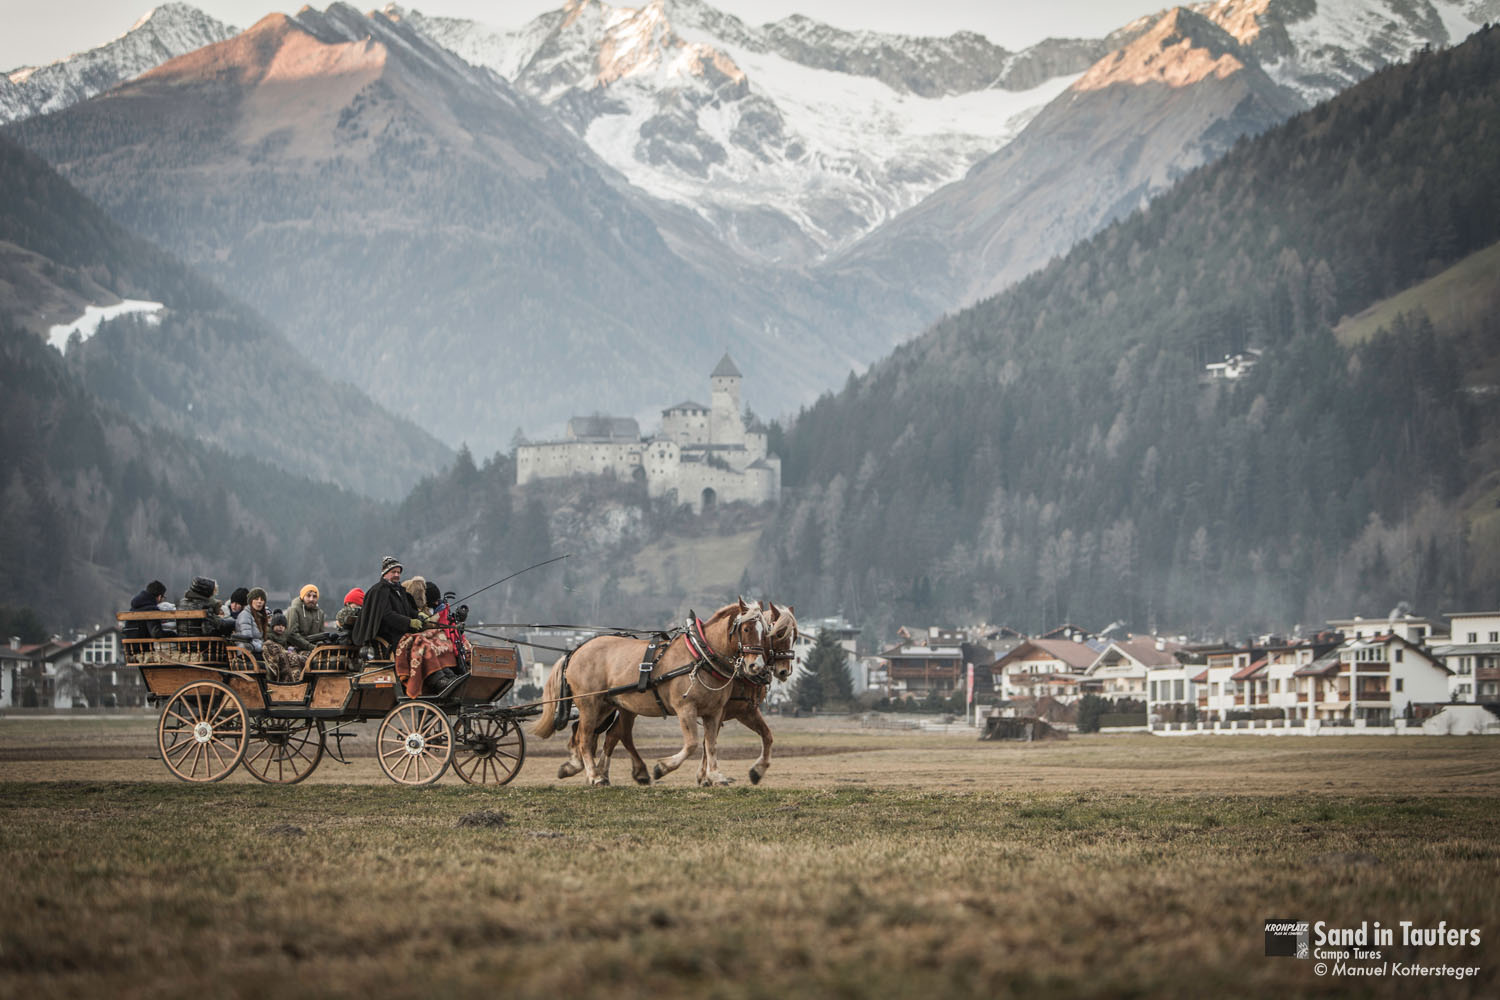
<box><xmin>393</xmin><ymin>630</ymin><xmax>459</xmax><ymax>698</ymax></box>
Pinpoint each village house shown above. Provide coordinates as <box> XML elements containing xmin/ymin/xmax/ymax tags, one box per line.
<box><xmin>1</xmin><ymin>627</ymin><xmax>137</xmax><ymax>709</ymax></box>
<box><xmin>1429</xmin><ymin>611</ymin><xmax>1500</xmax><ymax>703</ymax></box>
<box><xmin>1192</xmin><ymin>646</ymin><xmax>1251</xmax><ymax>719</ymax></box>
<box><xmin>993</xmin><ymin>638</ymin><xmax>1097</xmax><ymax>703</ymax></box>
<box><xmin>1294</xmin><ymin>631</ymin><xmax>1451</xmax><ymax>723</ymax></box>
<box><xmin>875</xmin><ymin>631</ymin><xmax>965</xmax><ymax>699</ymax></box>
<box><xmin>1083</xmin><ymin>636</ymin><xmax>1186</xmax><ymax>701</ymax></box>
<box><xmin>515</xmin><ymin>354</ymin><xmax>780</xmax><ymax>513</ymax></box>
<box><xmin>1201</xmin><ymin>349</ymin><xmax>1261</xmax><ymax>382</ymax></box>
<box><xmin>1145</xmin><ymin>659</ymin><xmax>1200</xmax><ymax>721</ymax></box>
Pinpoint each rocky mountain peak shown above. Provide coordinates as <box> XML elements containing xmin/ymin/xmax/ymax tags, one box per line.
<box><xmin>1075</xmin><ymin>7</ymin><xmax>1250</xmax><ymax>92</ymax></box>
<box><xmin>1</xmin><ymin>2</ymin><xmax>238</xmax><ymax>123</ymax></box>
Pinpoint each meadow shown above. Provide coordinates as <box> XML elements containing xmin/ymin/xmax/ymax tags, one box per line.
<box><xmin>1</xmin><ymin>717</ymin><xmax>1496</xmax><ymax>998</ymax></box>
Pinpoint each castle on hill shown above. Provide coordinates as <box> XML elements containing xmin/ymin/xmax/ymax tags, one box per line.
<box><xmin>515</xmin><ymin>354</ymin><xmax>781</xmax><ymax>512</ymax></box>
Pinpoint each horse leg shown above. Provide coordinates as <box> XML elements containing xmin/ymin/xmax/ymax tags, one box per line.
<box><xmin>557</xmin><ymin>721</ymin><xmax>584</xmax><ymax>779</ymax></box>
<box><xmin>616</xmin><ymin>714</ymin><xmax>651</xmax><ymax>785</ymax></box>
<box><xmin>652</xmin><ymin>712</ymin><xmax>698</xmax><ymax>781</ymax></box>
<box><xmin>576</xmin><ymin>702</ymin><xmax>609</xmax><ymax>786</ymax></box>
<box><xmin>740</xmin><ymin>708</ymin><xmax>773</xmax><ymax>785</ymax></box>
<box><xmin>699</xmin><ymin>711</ymin><xmax>731</xmax><ymax>787</ymax></box>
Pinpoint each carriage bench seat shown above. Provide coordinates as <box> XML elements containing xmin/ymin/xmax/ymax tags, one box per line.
<box><xmin>116</xmin><ymin>611</ymin><xmax>233</xmax><ymax>666</ymax></box>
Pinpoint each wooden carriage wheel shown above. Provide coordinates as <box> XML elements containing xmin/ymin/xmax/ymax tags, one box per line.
<box><xmin>243</xmin><ymin>718</ymin><xmax>325</xmax><ymax>784</ymax></box>
<box><xmin>376</xmin><ymin>703</ymin><xmax>453</xmax><ymax>786</ymax></box>
<box><xmin>157</xmin><ymin>680</ymin><xmax>248</xmax><ymax>783</ymax></box>
<box><xmin>452</xmin><ymin>715</ymin><xmax>526</xmax><ymax>786</ymax></box>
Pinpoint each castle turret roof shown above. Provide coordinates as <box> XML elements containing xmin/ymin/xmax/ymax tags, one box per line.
<box><xmin>711</xmin><ymin>353</ymin><xmax>741</xmax><ymax>378</ymax></box>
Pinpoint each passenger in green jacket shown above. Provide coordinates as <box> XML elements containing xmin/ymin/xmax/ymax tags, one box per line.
<box><xmin>284</xmin><ymin>584</ymin><xmax>325</xmax><ymax>652</ymax></box>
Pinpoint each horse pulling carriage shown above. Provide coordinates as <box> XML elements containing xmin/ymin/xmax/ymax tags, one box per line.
<box><xmin>117</xmin><ymin>609</ymin><xmax>533</xmax><ymax>786</ymax></box>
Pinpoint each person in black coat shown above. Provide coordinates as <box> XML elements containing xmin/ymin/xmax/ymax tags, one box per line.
<box><xmin>125</xmin><ymin>581</ymin><xmax>167</xmax><ymax>640</ymax></box>
<box><xmin>352</xmin><ymin>556</ymin><xmax>424</xmax><ymax>652</ymax></box>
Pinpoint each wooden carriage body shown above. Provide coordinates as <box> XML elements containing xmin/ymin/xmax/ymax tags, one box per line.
<box><xmin>117</xmin><ymin>609</ymin><xmax>526</xmax><ymax>786</ymax></box>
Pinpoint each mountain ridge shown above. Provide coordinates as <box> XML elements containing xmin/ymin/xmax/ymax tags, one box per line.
<box><xmin>1</xmin><ymin>3</ymin><xmax>239</xmax><ymax>123</ymax></box>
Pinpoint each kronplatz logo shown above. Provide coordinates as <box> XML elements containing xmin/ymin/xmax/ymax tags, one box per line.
<box><xmin>1265</xmin><ymin>919</ymin><xmax>1310</xmax><ymax>958</ymax></box>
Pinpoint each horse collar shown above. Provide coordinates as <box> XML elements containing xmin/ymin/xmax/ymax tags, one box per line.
<box><xmin>685</xmin><ymin>615</ymin><xmax>736</xmax><ymax>681</ymax></box>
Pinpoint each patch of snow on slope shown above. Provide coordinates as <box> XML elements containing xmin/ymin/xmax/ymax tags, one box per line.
<box><xmin>1432</xmin><ymin>0</ymin><xmax>1482</xmax><ymax>44</ymax></box>
<box><xmin>49</xmin><ymin>300</ymin><xmax>164</xmax><ymax>353</ymax></box>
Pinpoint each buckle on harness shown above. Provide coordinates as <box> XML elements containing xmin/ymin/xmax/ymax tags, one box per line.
<box><xmin>636</xmin><ymin>637</ymin><xmax>663</xmax><ymax>692</ymax></box>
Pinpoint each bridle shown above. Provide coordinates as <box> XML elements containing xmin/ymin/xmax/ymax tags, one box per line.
<box><xmin>727</xmin><ymin>605</ymin><xmax>773</xmax><ymax>683</ymax></box>
<box><xmin>681</xmin><ymin>604</ymin><xmax>773</xmax><ymax>688</ymax></box>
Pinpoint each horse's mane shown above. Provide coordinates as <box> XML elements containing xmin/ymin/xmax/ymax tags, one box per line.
<box><xmin>702</xmin><ymin>602</ymin><xmax>743</xmax><ymax>626</ymax></box>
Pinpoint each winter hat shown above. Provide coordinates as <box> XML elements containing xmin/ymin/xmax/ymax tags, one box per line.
<box><xmin>380</xmin><ymin>555</ymin><xmax>403</xmax><ymax>576</ymax></box>
<box><xmin>343</xmin><ymin>587</ymin><xmax>365</xmax><ymax>607</ymax></box>
<box><xmin>424</xmin><ymin>582</ymin><xmax>441</xmax><ymax>608</ymax></box>
<box><xmin>189</xmin><ymin>576</ymin><xmax>217</xmax><ymax>598</ymax></box>
<box><xmin>299</xmin><ymin>584</ymin><xmax>319</xmax><ymax>602</ymax></box>
<box><xmin>271</xmin><ymin>610</ymin><xmax>287</xmax><ymax>630</ymax></box>
<box><xmin>248</xmin><ymin>587</ymin><xmax>268</xmax><ymax>604</ymax></box>
<box><xmin>230</xmin><ymin>587</ymin><xmax>250</xmax><ymax>606</ymax></box>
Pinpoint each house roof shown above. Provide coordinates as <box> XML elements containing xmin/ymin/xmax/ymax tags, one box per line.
<box><xmin>1295</xmin><ymin>651</ymin><xmax>1341</xmax><ymax>677</ymax></box>
<box><xmin>997</xmin><ymin>639</ymin><xmax>1097</xmax><ymax>671</ymax></box>
<box><xmin>1232</xmin><ymin>657</ymin><xmax>1268</xmax><ymax>681</ymax></box>
<box><xmin>1106</xmin><ymin>636</ymin><xmax>1186</xmax><ymax>669</ymax></box>
<box><xmin>712</xmin><ymin>353</ymin><xmax>742</xmax><ymax>378</ymax></box>
<box><xmin>1192</xmin><ymin>670</ymin><xmax>1208</xmax><ymax>683</ymax></box>
<box><xmin>1430</xmin><ymin>643</ymin><xmax>1500</xmax><ymax>657</ymax></box>
<box><xmin>664</xmin><ymin>400</ymin><xmax>708</xmax><ymax>413</ymax></box>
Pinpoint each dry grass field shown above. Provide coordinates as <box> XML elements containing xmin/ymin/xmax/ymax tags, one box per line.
<box><xmin>1</xmin><ymin>715</ymin><xmax>1497</xmax><ymax>999</ymax></box>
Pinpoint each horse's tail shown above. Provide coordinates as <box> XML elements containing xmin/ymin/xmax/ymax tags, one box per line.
<box><xmin>531</xmin><ymin>654</ymin><xmax>567</xmax><ymax>739</ymax></box>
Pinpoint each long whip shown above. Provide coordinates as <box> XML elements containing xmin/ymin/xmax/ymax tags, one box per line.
<box><xmin>453</xmin><ymin>553</ymin><xmax>571</xmax><ymax>606</ymax></box>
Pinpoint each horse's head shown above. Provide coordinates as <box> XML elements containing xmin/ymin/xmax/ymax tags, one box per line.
<box><xmin>762</xmin><ymin>600</ymin><xmax>799</xmax><ymax>683</ymax></box>
<box><xmin>726</xmin><ymin>596</ymin><xmax>772</xmax><ymax>681</ymax></box>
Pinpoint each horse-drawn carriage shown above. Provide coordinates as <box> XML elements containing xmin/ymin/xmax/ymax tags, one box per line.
<box><xmin>117</xmin><ymin>609</ymin><xmax>533</xmax><ymax>786</ymax></box>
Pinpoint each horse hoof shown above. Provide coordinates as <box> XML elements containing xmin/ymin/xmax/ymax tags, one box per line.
<box><xmin>634</xmin><ymin>772</ymin><xmax>651</xmax><ymax>786</ymax></box>
<box><xmin>592</xmin><ymin>777</ymin><xmax>610</xmax><ymax>787</ymax></box>
<box><xmin>749</xmin><ymin>768</ymin><xmax>763</xmax><ymax>785</ymax></box>
<box><xmin>557</xmin><ymin>763</ymin><xmax>578</xmax><ymax>779</ymax></box>
<box><xmin>652</xmin><ymin>764</ymin><xmax>666</xmax><ymax>781</ymax></box>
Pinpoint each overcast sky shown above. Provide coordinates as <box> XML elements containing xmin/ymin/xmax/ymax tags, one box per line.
<box><xmin>1</xmin><ymin>1</ymin><xmax>1168</xmax><ymax>73</ymax></box>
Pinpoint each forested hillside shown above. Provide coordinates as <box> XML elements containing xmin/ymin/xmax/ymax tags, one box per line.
<box><xmin>0</xmin><ymin>318</ymin><xmax>392</xmax><ymax>618</ymax></box>
<box><xmin>0</xmin><ymin>133</ymin><xmax>447</xmax><ymax>500</ymax></box>
<box><xmin>757</xmin><ymin>27</ymin><xmax>1500</xmax><ymax>639</ymax></box>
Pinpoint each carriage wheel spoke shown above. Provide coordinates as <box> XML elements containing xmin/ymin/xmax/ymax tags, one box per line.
<box><xmin>163</xmin><ymin>708</ymin><xmax>197</xmax><ymax>730</ymax></box>
<box><xmin>209</xmin><ymin>697</ymin><xmax>238</xmax><ymax>727</ymax></box>
<box><xmin>164</xmin><ymin>737</ymin><xmax>197</xmax><ymax>764</ymax></box>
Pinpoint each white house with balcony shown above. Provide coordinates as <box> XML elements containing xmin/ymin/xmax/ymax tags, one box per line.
<box><xmin>1294</xmin><ymin>633</ymin><xmax>1450</xmax><ymax>723</ymax></box>
<box><xmin>1430</xmin><ymin>611</ymin><xmax>1500</xmax><ymax>703</ymax></box>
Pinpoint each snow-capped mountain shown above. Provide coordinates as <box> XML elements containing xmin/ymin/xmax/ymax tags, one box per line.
<box><xmin>391</xmin><ymin>0</ymin><xmax>1116</xmax><ymax>265</ymax></box>
<box><xmin>390</xmin><ymin>0</ymin><xmax>1488</xmax><ymax>267</ymax></box>
<box><xmin>1194</xmin><ymin>0</ymin><xmax>1493</xmax><ymax>104</ymax></box>
<box><xmin>1</xmin><ymin>3</ymin><xmax>238</xmax><ymax>124</ymax></box>
<box><xmin>820</xmin><ymin>0</ymin><xmax>1491</xmax><ymax>326</ymax></box>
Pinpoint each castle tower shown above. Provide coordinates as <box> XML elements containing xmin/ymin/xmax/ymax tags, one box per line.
<box><xmin>709</xmin><ymin>352</ymin><xmax>742</xmax><ymax>445</ymax></box>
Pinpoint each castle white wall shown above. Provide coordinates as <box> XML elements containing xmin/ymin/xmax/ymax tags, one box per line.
<box><xmin>515</xmin><ymin>366</ymin><xmax>777</xmax><ymax>510</ymax></box>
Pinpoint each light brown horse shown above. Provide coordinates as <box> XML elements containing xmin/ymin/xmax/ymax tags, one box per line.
<box><xmin>530</xmin><ymin>599</ymin><xmax>770</xmax><ymax>786</ymax></box>
<box><xmin>562</xmin><ymin>602</ymin><xmax>799</xmax><ymax>786</ymax></box>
